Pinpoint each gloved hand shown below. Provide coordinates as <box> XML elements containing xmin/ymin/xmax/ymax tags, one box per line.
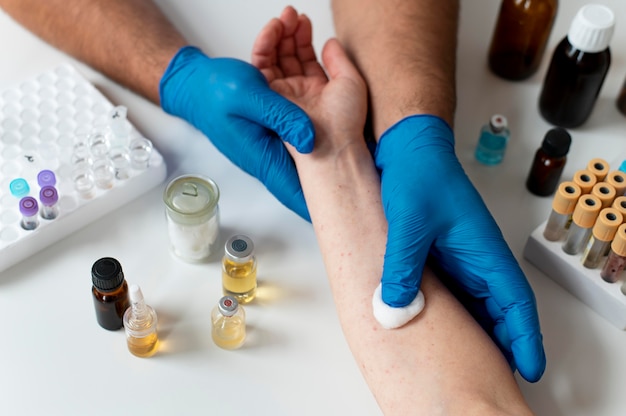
<box><xmin>159</xmin><ymin>46</ymin><xmax>314</xmax><ymax>220</ymax></box>
<box><xmin>375</xmin><ymin>114</ymin><xmax>546</xmax><ymax>383</ymax></box>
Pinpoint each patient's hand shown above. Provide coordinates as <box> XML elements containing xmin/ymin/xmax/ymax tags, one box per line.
<box><xmin>251</xmin><ymin>6</ymin><xmax>368</xmax><ymax>157</ymax></box>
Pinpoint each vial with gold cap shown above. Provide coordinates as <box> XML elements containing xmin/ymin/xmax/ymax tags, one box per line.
<box><xmin>562</xmin><ymin>194</ymin><xmax>601</xmax><ymax>255</ymax></box>
<box><xmin>601</xmin><ymin>224</ymin><xmax>626</xmax><ymax>283</ymax></box>
<box><xmin>222</xmin><ymin>235</ymin><xmax>257</xmax><ymax>304</ymax></box>
<box><xmin>581</xmin><ymin>208</ymin><xmax>623</xmax><ymax>269</ymax></box>
<box><xmin>543</xmin><ymin>181</ymin><xmax>581</xmax><ymax>241</ymax></box>
<box><xmin>211</xmin><ymin>295</ymin><xmax>246</xmax><ymax>350</ymax></box>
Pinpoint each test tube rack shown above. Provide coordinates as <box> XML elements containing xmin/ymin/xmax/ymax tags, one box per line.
<box><xmin>0</xmin><ymin>64</ymin><xmax>167</xmax><ymax>273</ymax></box>
<box><xmin>524</xmin><ymin>160</ymin><xmax>626</xmax><ymax>330</ymax></box>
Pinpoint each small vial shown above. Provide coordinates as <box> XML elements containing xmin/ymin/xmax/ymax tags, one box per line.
<box><xmin>211</xmin><ymin>296</ymin><xmax>246</xmax><ymax>350</ymax></box>
<box><xmin>9</xmin><ymin>178</ymin><xmax>30</xmax><ymax>198</ymax></box>
<box><xmin>37</xmin><ymin>170</ymin><xmax>56</xmax><ymax>187</ymax></box>
<box><xmin>572</xmin><ymin>169</ymin><xmax>597</xmax><ymax>194</ymax></box>
<box><xmin>222</xmin><ymin>235</ymin><xmax>257</xmax><ymax>304</ymax></box>
<box><xmin>587</xmin><ymin>158</ymin><xmax>609</xmax><ymax>182</ymax></box>
<box><xmin>72</xmin><ymin>161</ymin><xmax>96</xmax><ymax>199</ymax></box>
<box><xmin>19</xmin><ymin>196</ymin><xmax>39</xmax><ymax>230</ymax></box>
<box><xmin>606</xmin><ymin>171</ymin><xmax>626</xmax><ymax>197</ymax></box>
<box><xmin>601</xmin><ymin>224</ymin><xmax>626</xmax><ymax>283</ymax></box>
<box><xmin>109</xmin><ymin>147</ymin><xmax>132</xmax><ymax>180</ymax></box>
<box><xmin>92</xmin><ymin>158</ymin><xmax>115</xmax><ymax>189</ymax></box>
<box><xmin>475</xmin><ymin>114</ymin><xmax>510</xmax><ymax>165</ymax></box>
<box><xmin>88</xmin><ymin>131</ymin><xmax>110</xmax><ymax>158</ymax></box>
<box><xmin>123</xmin><ymin>284</ymin><xmax>159</xmax><ymax>358</ymax></box>
<box><xmin>129</xmin><ymin>137</ymin><xmax>153</xmax><ymax>170</ymax></box>
<box><xmin>581</xmin><ymin>208</ymin><xmax>622</xmax><ymax>269</ymax></box>
<box><xmin>39</xmin><ymin>185</ymin><xmax>59</xmax><ymax>220</ymax></box>
<box><xmin>543</xmin><ymin>181</ymin><xmax>581</xmax><ymax>241</ymax></box>
<box><xmin>591</xmin><ymin>182</ymin><xmax>616</xmax><ymax>209</ymax></box>
<box><xmin>71</xmin><ymin>140</ymin><xmax>93</xmax><ymax>166</ymax></box>
<box><xmin>562</xmin><ymin>194</ymin><xmax>601</xmax><ymax>255</ymax></box>
<box><xmin>526</xmin><ymin>127</ymin><xmax>571</xmax><ymax>196</ymax></box>
<box><xmin>91</xmin><ymin>257</ymin><xmax>130</xmax><ymax>330</ymax></box>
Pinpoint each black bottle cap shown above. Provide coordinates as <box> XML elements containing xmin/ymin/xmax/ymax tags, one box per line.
<box><xmin>91</xmin><ymin>257</ymin><xmax>125</xmax><ymax>292</ymax></box>
<box><xmin>541</xmin><ymin>127</ymin><xmax>571</xmax><ymax>157</ymax></box>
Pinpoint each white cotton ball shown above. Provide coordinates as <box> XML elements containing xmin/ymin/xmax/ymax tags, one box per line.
<box><xmin>372</xmin><ymin>283</ymin><xmax>425</xmax><ymax>329</ymax></box>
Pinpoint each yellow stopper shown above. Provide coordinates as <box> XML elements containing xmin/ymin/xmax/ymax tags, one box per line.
<box><xmin>591</xmin><ymin>182</ymin><xmax>616</xmax><ymax>209</ymax></box>
<box><xmin>572</xmin><ymin>169</ymin><xmax>598</xmax><ymax>194</ymax></box>
<box><xmin>611</xmin><ymin>224</ymin><xmax>626</xmax><ymax>257</ymax></box>
<box><xmin>612</xmin><ymin>196</ymin><xmax>626</xmax><ymax>220</ymax></box>
<box><xmin>572</xmin><ymin>194</ymin><xmax>601</xmax><ymax>228</ymax></box>
<box><xmin>551</xmin><ymin>181</ymin><xmax>582</xmax><ymax>215</ymax></box>
<box><xmin>592</xmin><ymin>208</ymin><xmax>623</xmax><ymax>242</ymax></box>
<box><xmin>606</xmin><ymin>170</ymin><xmax>626</xmax><ymax>196</ymax></box>
<box><xmin>587</xmin><ymin>158</ymin><xmax>609</xmax><ymax>182</ymax></box>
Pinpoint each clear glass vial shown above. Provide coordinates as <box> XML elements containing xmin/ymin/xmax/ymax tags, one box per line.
<box><xmin>475</xmin><ymin>114</ymin><xmax>510</xmax><ymax>165</ymax></box>
<box><xmin>543</xmin><ymin>181</ymin><xmax>581</xmax><ymax>241</ymax></box>
<box><xmin>562</xmin><ymin>194</ymin><xmax>601</xmax><ymax>255</ymax></box>
<box><xmin>211</xmin><ymin>296</ymin><xmax>246</xmax><ymax>350</ymax></box>
<box><xmin>601</xmin><ymin>224</ymin><xmax>626</xmax><ymax>283</ymax></box>
<box><xmin>581</xmin><ymin>207</ymin><xmax>622</xmax><ymax>269</ymax></box>
<box><xmin>163</xmin><ymin>175</ymin><xmax>220</xmax><ymax>262</ymax></box>
<box><xmin>19</xmin><ymin>196</ymin><xmax>39</xmax><ymax>230</ymax></box>
<box><xmin>39</xmin><ymin>185</ymin><xmax>59</xmax><ymax>220</ymax></box>
<box><xmin>91</xmin><ymin>257</ymin><xmax>130</xmax><ymax>330</ymax></box>
<box><xmin>123</xmin><ymin>284</ymin><xmax>159</xmax><ymax>358</ymax></box>
<box><xmin>222</xmin><ymin>235</ymin><xmax>257</xmax><ymax>304</ymax></box>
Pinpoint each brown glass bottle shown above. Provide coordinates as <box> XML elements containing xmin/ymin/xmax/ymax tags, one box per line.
<box><xmin>617</xmin><ymin>75</ymin><xmax>626</xmax><ymax>117</ymax></box>
<box><xmin>526</xmin><ymin>127</ymin><xmax>571</xmax><ymax>196</ymax></box>
<box><xmin>538</xmin><ymin>5</ymin><xmax>614</xmax><ymax>128</ymax></box>
<box><xmin>488</xmin><ymin>0</ymin><xmax>557</xmax><ymax>80</ymax></box>
<box><xmin>91</xmin><ymin>257</ymin><xmax>130</xmax><ymax>330</ymax></box>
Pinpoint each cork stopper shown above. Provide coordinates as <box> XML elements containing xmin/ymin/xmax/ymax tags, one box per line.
<box><xmin>551</xmin><ymin>181</ymin><xmax>582</xmax><ymax>215</ymax></box>
<box><xmin>592</xmin><ymin>208</ymin><xmax>623</xmax><ymax>242</ymax></box>
<box><xmin>572</xmin><ymin>195</ymin><xmax>601</xmax><ymax>228</ymax></box>
<box><xmin>606</xmin><ymin>170</ymin><xmax>626</xmax><ymax>196</ymax></box>
<box><xmin>586</xmin><ymin>158</ymin><xmax>609</xmax><ymax>182</ymax></box>
<box><xmin>591</xmin><ymin>182</ymin><xmax>616</xmax><ymax>208</ymax></box>
<box><xmin>612</xmin><ymin>196</ymin><xmax>626</xmax><ymax>218</ymax></box>
<box><xmin>610</xmin><ymin>224</ymin><xmax>626</xmax><ymax>257</ymax></box>
<box><xmin>572</xmin><ymin>169</ymin><xmax>597</xmax><ymax>194</ymax></box>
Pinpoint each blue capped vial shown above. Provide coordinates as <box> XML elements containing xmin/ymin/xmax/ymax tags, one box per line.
<box><xmin>10</xmin><ymin>178</ymin><xmax>30</xmax><ymax>198</ymax></box>
<box><xmin>475</xmin><ymin>114</ymin><xmax>510</xmax><ymax>165</ymax></box>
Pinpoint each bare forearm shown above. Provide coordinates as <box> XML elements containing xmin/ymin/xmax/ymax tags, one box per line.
<box><xmin>290</xmin><ymin>141</ymin><xmax>532</xmax><ymax>414</ymax></box>
<box><xmin>0</xmin><ymin>0</ymin><xmax>187</xmax><ymax>103</ymax></box>
<box><xmin>332</xmin><ymin>0</ymin><xmax>458</xmax><ymax>136</ymax></box>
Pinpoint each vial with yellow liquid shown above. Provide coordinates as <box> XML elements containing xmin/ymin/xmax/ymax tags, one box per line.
<box><xmin>211</xmin><ymin>296</ymin><xmax>246</xmax><ymax>350</ymax></box>
<box><xmin>123</xmin><ymin>284</ymin><xmax>159</xmax><ymax>357</ymax></box>
<box><xmin>222</xmin><ymin>235</ymin><xmax>257</xmax><ymax>304</ymax></box>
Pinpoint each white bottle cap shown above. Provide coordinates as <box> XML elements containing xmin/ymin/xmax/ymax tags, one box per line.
<box><xmin>567</xmin><ymin>4</ymin><xmax>615</xmax><ymax>53</ymax></box>
<box><xmin>129</xmin><ymin>284</ymin><xmax>144</xmax><ymax>304</ymax></box>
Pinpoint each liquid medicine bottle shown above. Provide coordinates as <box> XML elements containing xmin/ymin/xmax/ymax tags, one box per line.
<box><xmin>91</xmin><ymin>257</ymin><xmax>130</xmax><ymax>330</ymax></box>
<box><xmin>526</xmin><ymin>127</ymin><xmax>571</xmax><ymax>196</ymax></box>
<box><xmin>539</xmin><ymin>4</ymin><xmax>614</xmax><ymax>128</ymax></box>
<box><xmin>211</xmin><ymin>296</ymin><xmax>246</xmax><ymax>350</ymax></box>
<box><xmin>123</xmin><ymin>284</ymin><xmax>159</xmax><ymax>357</ymax></box>
<box><xmin>488</xmin><ymin>0</ymin><xmax>558</xmax><ymax>80</ymax></box>
<box><xmin>222</xmin><ymin>235</ymin><xmax>257</xmax><ymax>304</ymax></box>
<box><xmin>474</xmin><ymin>114</ymin><xmax>510</xmax><ymax>165</ymax></box>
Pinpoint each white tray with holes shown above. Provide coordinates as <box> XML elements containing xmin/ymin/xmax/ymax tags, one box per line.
<box><xmin>0</xmin><ymin>64</ymin><xmax>166</xmax><ymax>273</ymax></box>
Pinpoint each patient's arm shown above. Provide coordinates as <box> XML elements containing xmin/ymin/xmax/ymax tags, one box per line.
<box><xmin>252</xmin><ymin>7</ymin><xmax>533</xmax><ymax>415</ymax></box>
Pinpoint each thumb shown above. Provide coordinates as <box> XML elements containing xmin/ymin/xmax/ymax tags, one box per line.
<box><xmin>321</xmin><ymin>38</ymin><xmax>362</xmax><ymax>82</ymax></box>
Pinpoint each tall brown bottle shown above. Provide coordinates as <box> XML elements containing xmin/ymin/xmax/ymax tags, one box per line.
<box><xmin>488</xmin><ymin>0</ymin><xmax>558</xmax><ymax>80</ymax></box>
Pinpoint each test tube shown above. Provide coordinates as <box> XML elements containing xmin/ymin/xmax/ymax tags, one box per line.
<box><xmin>72</xmin><ymin>162</ymin><xmax>96</xmax><ymax>199</ymax></box>
<box><xmin>612</xmin><ymin>196</ymin><xmax>626</xmax><ymax>220</ymax></box>
<box><xmin>587</xmin><ymin>158</ymin><xmax>609</xmax><ymax>182</ymax></box>
<box><xmin>9</xmin><ymin>178</ymin><xmax>30</xmax><ymax>198</ymax></box>
<box><xmin>562</xmin><ymin>194</ymin><xmax>601</xmax><ymax>255</ymax></box>
<box><xmin>109</xmin><ymin>147</ymin><xmax>132</xmax><ymax>180</ymax></box>
<box><xmin>591</xmin><ymin>182</ymin><xmax>616</xmax><ymax>209</ymax></box>
<box><xmin>606</xmin><ymin>170</ymin><xmax>626</xmax><ymax>197</ymax></box>
<box><xmin>92</xmin><ymin>158</ymin><xmax>115</xmax><ymax>189</ymax></box>
<box><xmin>572</xmin><ymin>169</ymin><xmax>597</xmax><ymax>194</ymax></box>
<box><xmin>39</xmin><ymin>185</ymin><xmax>59</xmax><ymax>220</ymax></box>
<box><xmin>129</xmin><ymin>137</ymin><xmax>153</xmax><ymax>170</ymax></box>
<box><xmin>543</xmin><ymin>181</ymin><xmax>582</xmax><ymax>241</ymax></box>
<box><xmin>601</xmin><ymin>224</ymin><xmax>626</xmax><ymax>283</ymax></box>
<box><xmin>37</xmin><ymin>170</ymin><xmax>57</xmax><ymax>187</ymax></box>
<box><xmin>581</xmin><ymin>207</ymin><xmax>622</xmax><ymax>269</ymax></box>
<box><xmin>88</xmin><ymin>131</ymin><xmax>110</xmax><ymax>159</ymax></box>
<box><xmin>19</xmin><ymin>196</ymin><xmax>39</xmax><ymax>230</ymax></box>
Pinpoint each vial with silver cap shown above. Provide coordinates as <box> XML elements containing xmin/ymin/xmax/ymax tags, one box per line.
<box><xmin>211</xmin><ymin>295</ymin><xmax>246</xmax><ymax>350</ymax></box>
<box><xmin>222</xmin><ymin>235</ymin><xmax>257</xmax><ymax>304</ymax></box>
<box><xmin>474</xmin><ymin>114</ymin><xmax>510</xmax><ymax>165</ymax></box>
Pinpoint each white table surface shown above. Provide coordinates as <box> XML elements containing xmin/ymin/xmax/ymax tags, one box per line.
<box><xmin>1</xmin><ymin>1</ymin><xmax>625</xmax><ymax>415</ymax></box>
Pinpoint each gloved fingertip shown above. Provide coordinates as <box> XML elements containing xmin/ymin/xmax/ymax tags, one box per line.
<box><xmin>373</xmin><ymin>284</ymin><xmax>425</xmax><ymax>329</ymax></box>
<box><xmin>513</xmin><ymin>334</ymin><xmax>547</xmax><ymax>383</ymax></box>
<box><xmin>290</xmin><ymin>122</ymin><xmax>315</xmax><ymax>154</ymax></box>
<box><xmin>381</xmin><ymin>283</ymin><xmax>420</xmax><ymax>308</ymax></box>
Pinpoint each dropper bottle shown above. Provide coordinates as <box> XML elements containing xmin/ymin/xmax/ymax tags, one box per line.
<box><xmin>543</xmin><ymin>181</ymin><xmax>581</xmax><ymax>241</ymax></box>
<box><xmin>581</xmin><ymin>207</ymin><xmax>622</xmax><ymax>269</ymax></box>
<box><xmin>562</xmin><ymin>194</ymin><xmax>601</xmax><ymax>255</ymax></box>
<box><xmin>123</xmin><ymin>284</ymin><xmax>159</xmax><ymax>357</ymax></box>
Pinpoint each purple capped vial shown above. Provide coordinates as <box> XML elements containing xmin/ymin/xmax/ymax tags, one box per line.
<box><xmin>37</xmin><ymin>170</ymin><xmax>57</xmax><ymax>187</ymax></box>
<box><xmin>39</xmin><ymin>185</ymin><xmax>59</xmax><ymax>220</ymax></box>
<box><xmin>19</xmin><ymin>196</ymin><xmax>39</xmax><ymax>230</ymax></box>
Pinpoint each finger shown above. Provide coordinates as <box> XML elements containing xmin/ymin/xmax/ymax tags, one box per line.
<box><xmin>321</xmin><ymin>39</ymin><xmax>365</xmax><ymax>86</ymax></box>
<box><xmin>294</xmin><ymin>14</ymin><xmax>326</xmax><ymax>78</ymax></box>
<box><xmin>277</xmin><ymin>6</ymin><xmax>307</xmax><ymax>77</ymax></box>
<box><xmin>251</xmin><ymin>17</ymin><xmax>284</xmax><ymax>82</ymax></box>
<box><xmin>505</xmin><ymin>295</ymin><xmax>546</xmax><ymax>382</ymax></box>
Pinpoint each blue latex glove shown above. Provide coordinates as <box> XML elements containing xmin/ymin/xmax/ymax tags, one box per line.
<box><xmin>375</xmin><ymin>114</ymin><xmax>546</xmax><ymax>382</ymax></box>
<box><xmin>159</xmin><ymin>46</ymin><xmax>314</xmax><ymax>220</ymax></box>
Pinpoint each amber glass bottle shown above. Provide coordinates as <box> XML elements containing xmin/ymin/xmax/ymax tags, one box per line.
<box><xmin>488</xmin><ymin>0</ymin><xmax>558</xmax><ymax>80</ymax></box>
<box><xmin>526</xmin><ymin>127</ymin><xmax>571</xmax><ymax>196</ymax></box>
<box><xmin>539</xmin><ymin>5</ymin><xmax>614</xmax><ymax>128</ymax></box>
<box><xmin>617</xmin><ymin>75</ymin><xmax>626</xmax><ymax>116</ymax></box>
<box><xmin>91</xmin><ymin>257</ymin><xmax>130</xmax><ymax>330</ymax></box>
